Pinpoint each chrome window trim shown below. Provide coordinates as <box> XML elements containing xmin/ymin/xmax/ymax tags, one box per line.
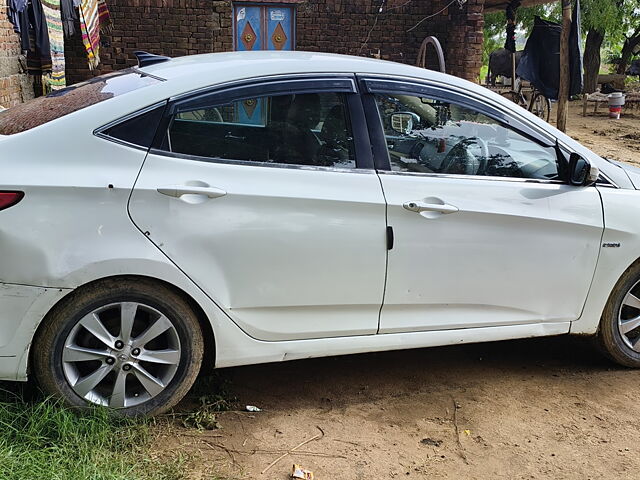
<box><xmin>93</xmin><ymin>100</ymin><xmax>168</xmax><ymax>150</ymax></box>
<box><xmin>376</xmin><ymin>169</ymin><xmax>568</xmax><ymax>185</ymax></box>
<box><xmin>148</xmin><ymin>148</ymin><xmax>374</xmax><ymax>174</ymax></box>
<box><xmin>377</xmin><ymin>165</ymin><xmax>619</xmax><ymax>188</ymax></box>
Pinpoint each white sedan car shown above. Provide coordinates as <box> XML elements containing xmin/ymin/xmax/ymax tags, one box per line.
<box><xmin>1</xmin><ymin>51</ymin><xmax>639</xmax><ymax>416</ymax></box>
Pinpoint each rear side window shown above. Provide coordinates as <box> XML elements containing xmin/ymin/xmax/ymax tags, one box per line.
<box><xmin>0</xmin><ymin>69</ymin><xmax>163</xmax><ymax>135</ymax></box>
<box><xmin>164</xmin><ymin>92</ymin><xmax>356</xmax><ymax>169</ymax></box>
<box><xmin>99</xmin><ymin>104</ymin><xmax>166</xmax><ymax>149</ymax></box>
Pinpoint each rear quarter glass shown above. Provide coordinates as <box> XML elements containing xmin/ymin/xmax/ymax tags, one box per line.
<box><xmin>0</xmin><ymin>69</ymin><xmax>163</xmax><ymax>135</ymax></box>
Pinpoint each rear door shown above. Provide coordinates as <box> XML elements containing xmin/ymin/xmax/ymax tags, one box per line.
<box><xmin>129</xmin><ymin>76</ymin><xmax>387</xmax><ymax>341</ymax></box>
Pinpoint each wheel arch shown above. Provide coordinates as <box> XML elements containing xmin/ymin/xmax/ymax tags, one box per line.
<box><xmin>28</xmin><ymin>274</ymin><xmax>217</xmax><ymax>377</ymax></box>
<box><xmin>572</xmin><ymin>252</ymin><xmax>640</xmax><ymax>336</ymax></box>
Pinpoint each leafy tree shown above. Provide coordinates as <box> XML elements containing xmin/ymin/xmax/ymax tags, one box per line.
<box><xmin>615</xmin><ymin>1</ymin><xmax>640</xmax><ymax>74</ymax></box>
<box><xmin>582</xmin><ymin>0</ymin><xmax>624</xmax><ymax>93</ymax></box>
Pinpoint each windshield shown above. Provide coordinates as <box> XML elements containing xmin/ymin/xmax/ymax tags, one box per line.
<box><xmin>0</xmin><ymin>69</ymin><xmax>163</xmax><ymax>135</ymax></box>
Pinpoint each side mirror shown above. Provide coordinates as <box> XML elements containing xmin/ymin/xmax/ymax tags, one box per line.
<box><xmin>390</xmin><ymin>112</ymin><xmax>420</xmax><ymax>135</ymax></box>
<box><xmin>568</xmin><ymin>153</ymin><xmax>599</xmax><ymax>186</ymax></box>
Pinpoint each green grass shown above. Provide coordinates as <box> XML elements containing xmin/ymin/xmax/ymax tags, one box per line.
<box><xmin>0</xmin><ymin>384</ymin><xmax>185</xmax><ymax>480</ymax></box>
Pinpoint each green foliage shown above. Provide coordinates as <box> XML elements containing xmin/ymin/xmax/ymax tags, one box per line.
<box><xmin>0</xmin><ymin>388</ymin><xmax>185</xmax><ymax>480</ymax></box>
<box><xmin>582</xmin><ymin>0</ymin><xmax>623</xmax><ymax>34</ymax></box>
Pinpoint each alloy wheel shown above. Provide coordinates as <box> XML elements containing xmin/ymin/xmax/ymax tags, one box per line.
<box><xmin>618</xmin><ymin>280</ymin><xmax>640</xmax><ymax>351</ymax></box>
<box><xmin>62</xmin><ymin>302</ymin><xmax>181</xmax><ymax>408</ymax></box>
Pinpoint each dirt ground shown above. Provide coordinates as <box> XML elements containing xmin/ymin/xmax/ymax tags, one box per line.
<box><xmin>157</xmin><ymin>102</ymin><xmax>640</xmax><ymax>480</ymax></box>
<box><xmin>562</xmin><ymin>102</ymin><xmax>640</xmax><ymax>168</ymax></box>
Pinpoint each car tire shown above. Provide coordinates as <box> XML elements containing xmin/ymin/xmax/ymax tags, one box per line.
<box><xmin>598</xmin><ymin>263</ymin><xmax>640</xmax><ymax>367</ymax></box>
<box><xmin>33</xmin><ymin>277</ymin><xmax>204</xmax><ymax>416</ymax></box>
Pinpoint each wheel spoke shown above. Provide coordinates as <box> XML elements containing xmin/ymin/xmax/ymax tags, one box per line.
<box><xmin>120</xmin><ymin>303</ymin><xmax>138</xmax><ymax>343</ymax></box>
<box><xmin>63</xmin><ymin>344</ymin><xmax>111</xmax><ymax>363</ymax></box>
<box><xmin>109</xmin><ymin>370</ymin><xmax>128</xmax><ymax>408</ymax></box>
<box><xmin>137</xmin><ymin>348</ymin><xmax>180</xmax><ymax>365</ymax></box>
<box><xmin>623</xmin><ymin>292</ymin><xmax>640</xmax><ymax>311</ymax></box>
<box><xmin>78</xmin><ymin>312</ymin><xmax>116</xmax><ymax>349</ymax></box>
<box><xmin>132</xmin><ymin>315</ymin><xmax>172</xmax><ymax>348</ymax></box>
<box><xmin>132</xmin><ymin>364</ymin><xmax>165</xmax><ymax>397</ymax></box>
<box><xmin>620</xmin><ymin>315</ymin><xmax>640</xmax><ymax>335</ymax></box>
<box><xmin>72</xmin><ymin>364</ymin><xmax>113</xmax><ymax>397</ymax></box>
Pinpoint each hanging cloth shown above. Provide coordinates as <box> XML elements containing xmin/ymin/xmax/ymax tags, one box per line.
<box><xmin>78</xmin><ymin>0</ymin><xmax>100</xmax><ymax>69</ymax></box>
<box><xmin>42</xmin><ymin>0</ymin><xmax>65</xmax><ymax>89</ymax></box>
<box><xmin>97</xmin><ymin>0</ymin><xmax>113</xmax><ymax>33</ymax></box>
<box><xmin>60</xmin><ymin>0</ymin><xmax>78</xmax><ymax>36</ymax></box>
<box><xmin>7</xmin><ymin>0</ymin><xmax>28</xmax><ymax>34</ymax></box>
<box><xmin>516</xmin><ymin>9</ymin><xmax>583</xmax><ymax>100</ymax></box>
<box><xmin>18</xmin><ymin>0</ymin><xmax>52</xmax><ymax>75</ymax></box>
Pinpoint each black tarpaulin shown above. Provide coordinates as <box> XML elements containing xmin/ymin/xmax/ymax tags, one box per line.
<box><xmin>516</xmin><ymin>0</ymin><xmax>583</xmax><ymax>100</ymax></box>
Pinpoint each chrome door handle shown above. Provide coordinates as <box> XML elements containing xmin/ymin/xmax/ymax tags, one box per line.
<box><xmin>403</xmin><ymin>201</ymin><xmax>459</xmax><ymax>214</ymax></box>
<box><xmin>157</xmin><ymin>185</ymin><xmax>227</xmax><ymax>199</ymax></box>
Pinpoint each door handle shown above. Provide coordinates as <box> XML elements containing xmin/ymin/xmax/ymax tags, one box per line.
<box><xmin>157</xmin><ymin>185</ymin><xmax>227</xmax><ymax>199</ymax></box>
<box><xmin>403</xmin><ymin>200</ymin><xmax>459</xmax><ymax>214</ymax></box>
<box><xmin>224</xmin><ymin>133</ymin><xmax>246</xmax><ymax>141</ymax></box>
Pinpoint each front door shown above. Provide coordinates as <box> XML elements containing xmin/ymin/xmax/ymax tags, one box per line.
<box><xmin>362</xmin><ymin>79</ymin><xmax>604</xmax><ymax>333</ymax></box>
<box><xmin>129</xmin><ymin>77</ymin><xmax>387</xmax><ymax>341</ymax></box>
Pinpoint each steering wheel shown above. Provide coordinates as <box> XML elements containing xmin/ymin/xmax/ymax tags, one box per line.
<box><xmin>440</xmin><ymin>137</ymin><xmax>489</xmax><ymax>175</ymax></box>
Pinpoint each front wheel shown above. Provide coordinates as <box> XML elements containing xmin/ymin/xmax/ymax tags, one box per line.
<box><xmin>33</xmin><ymin>278</ymin><xmax>204</xmax><ymax>416</ymax></box>
<box><xmin>597</xmin><ymin>263</ymin><xmax>640</xmax><ymax>367</ymax></box>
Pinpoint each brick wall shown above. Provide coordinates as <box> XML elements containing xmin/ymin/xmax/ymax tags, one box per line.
<box><xmin>0</xmin><ymin>3</ymin><xmax>33</xmax><ymax>107</ymax></box>
<box><xmin>65</xmin><ymin>0</ymin><xmax>485</xmax><ymax>85</ymax></box>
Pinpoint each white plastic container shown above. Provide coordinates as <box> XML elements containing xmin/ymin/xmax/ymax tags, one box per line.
<box><xmin>608</xmin><ymin>92</ymin><xmax>625</xmax><ymax>119</ymax></box>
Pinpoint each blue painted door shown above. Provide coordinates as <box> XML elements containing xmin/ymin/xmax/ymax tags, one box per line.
<box><xmin>266</xmin><ymin>6</ymin><xmax>293</xmax><ymax>51</ymax></box>
<box><xmin>234</xmin><ymin>4</ymin><xmax>295</xmax><ymax>51</ymax></box>
<box><xmin>234</xmin><ymin>6</ymin><xmax>262</xmax><ymax>51</ymax></box>
<box><xmin>233</xmin><ymin>4</ymin><xmax>296</xmax><ymax>124</ymax></box>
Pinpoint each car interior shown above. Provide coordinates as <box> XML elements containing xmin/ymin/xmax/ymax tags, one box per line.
<box><xmin>167</xmin><ymin>92</ymin><xmax>356</xmax><ymax>168</ymax></box>
<box><xmin>375</xmin><ymin>93</ymin><xmax>560</xmax><ymax>180</ymax></box>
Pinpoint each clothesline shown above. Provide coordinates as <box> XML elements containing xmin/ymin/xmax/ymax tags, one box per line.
<box><xmin>6</xmin><ymin>0</ymin><xmax>112</xmax><ymax>91</ymax></box>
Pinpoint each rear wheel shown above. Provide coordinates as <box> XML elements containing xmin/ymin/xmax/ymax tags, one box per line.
<box><xmin>33</xmin><ymin>278</ymin><xmax>204</xmax><ymax>416</ymax></box>
<box><xmin>500</xmin><ymin>90</ymin><xmax>526</xmax><ymax>109</ymax></box>
<box><xmin>598</xmin><ymin>264</ymin><xmax>640</xmax><ymax>367</ymax></box>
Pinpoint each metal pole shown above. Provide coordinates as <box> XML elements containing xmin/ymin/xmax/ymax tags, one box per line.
<box><xmin>557</xmin><ymin>0</ymin><xmax>572</xmax><ymax>132</ymax></box>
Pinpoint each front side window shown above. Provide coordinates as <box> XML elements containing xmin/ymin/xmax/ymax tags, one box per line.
<box><xmin>374</xmin><ymin>93</ymin><xmax>559</xmax><ymax>180</ymax></box>
<box><xmin>166</xmin><ymin>92</ymin><xmax>356</xmax><ymax>169</ymax></box>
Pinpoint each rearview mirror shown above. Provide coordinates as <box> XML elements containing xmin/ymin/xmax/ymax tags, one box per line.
<box><xmin>568</xmin><ymin>153</ymin><xmax>599</xmax><ymax>186</ymax></box>
<box><xmin>390</xmin><ymin>112</ymin><xmax>420</xmax><ymax>135</ymax></box>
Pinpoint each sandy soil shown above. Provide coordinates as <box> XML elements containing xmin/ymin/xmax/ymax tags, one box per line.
<box><xmin>155</xmin><ymin>103</ymin><xmax>640</xmax><ymax>480</ymax></box>
<box><xmin>562</xmin><ymin>102</ymin><xmax>640</xmax><ymax>168</ymax></box>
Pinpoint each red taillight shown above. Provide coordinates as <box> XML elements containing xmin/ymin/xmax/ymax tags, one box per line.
<box><xmin>0</xmin><ymin>191</ymin><xmax>24</xmax><ymax>211</ymax></box>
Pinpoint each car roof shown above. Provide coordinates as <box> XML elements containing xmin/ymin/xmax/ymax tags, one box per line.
<box><xmin>140</xmin><ymin>50</ymin><xmax>460</xmax><ymax>87</ymax></box>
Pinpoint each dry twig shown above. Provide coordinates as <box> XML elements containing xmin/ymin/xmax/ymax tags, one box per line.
<box><xmin>451</xmin><ymin>398</ymin><xmax>469</xmax><ymax>465</ymax></box>
<box><xmin>261</xmin><ymin>426</ymin><xmax>325</xmax><ymax>474</ymax></box>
